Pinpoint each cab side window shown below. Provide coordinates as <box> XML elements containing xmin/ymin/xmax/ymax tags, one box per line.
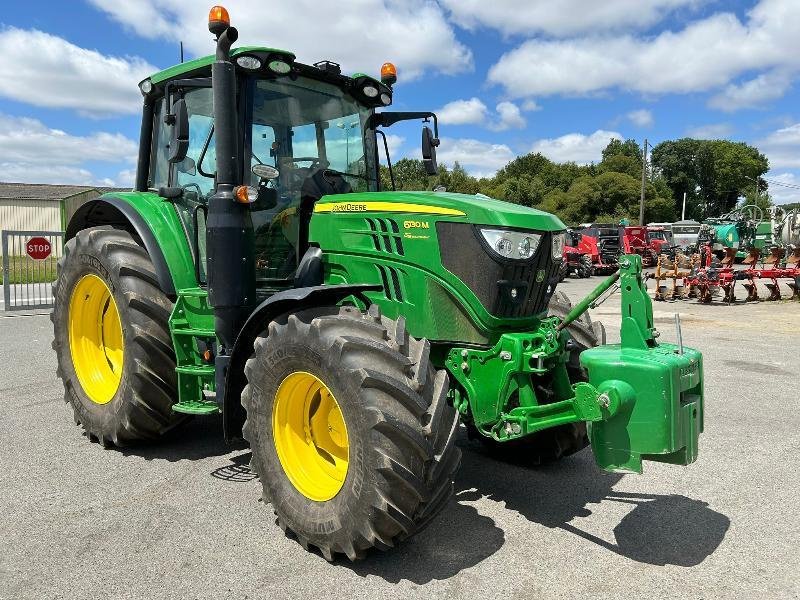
<box><xmin>150</xmin><ymin>98</ymin><xmax>170</xmax><ymax>188</ymax></box>
<box><xmin>174</xmin><ymin>87</ymin><xmax>215</xmax><ymax>201</ymax></box>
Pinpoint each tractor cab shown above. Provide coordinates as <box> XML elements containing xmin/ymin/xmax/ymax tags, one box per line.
<box><xmin>139</xmin><ymin>46</ymin><xmax>431</xmax><ymax>296</ymax></box>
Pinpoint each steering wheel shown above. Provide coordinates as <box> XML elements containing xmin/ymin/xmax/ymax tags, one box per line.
<box><xmin>287</xmin><ymin>157</ymin><xmax>329</xmax><ymax>187</ymax></box>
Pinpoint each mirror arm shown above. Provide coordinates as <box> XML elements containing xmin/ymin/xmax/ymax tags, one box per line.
<box><xmin>369</xmin><ymin>111</ymin><xmax>439</xmax><ymax>139</ymax></box>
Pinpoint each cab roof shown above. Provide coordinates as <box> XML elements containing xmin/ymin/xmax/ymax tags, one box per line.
<box><xmin>149</xmin><ymin>46</ymin><xmax>295</xmax><ymax>84</ymax></box>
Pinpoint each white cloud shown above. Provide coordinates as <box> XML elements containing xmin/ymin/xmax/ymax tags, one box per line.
<box><xmin>487</xmin><ymin>0</ymin><xmax>800</xmax><ymax>103</ymax></box>
<box><xmin>627</xmin><ymin>109</ymin><xmax>654</xmax><ymax>128</ymax></box>
<box><xmin>383</xmin><ymin>134</ymin><xmax>405</xmax><ymax>159</ymax></box>
<box><xmin>437</xmin><ymin>98</ymin><xmax>489</xmax><ymax>126</ymax></box>
<box><xmin>758</xmin><ymin>123</ymin><xmax>800</xmax><ymax>169</ymax></box>
<box><xmin>436</xmin><ymin>98</ymin><xmax>526</xmax><ymax>131</ymax></box>
<box><xmin>89</xmin><ymin>0</ymin><xmax>472</xmax><ymax>80</ymax></box>
<box><xmin>686</xmin><ymin>123</ymin><xmax>734</xmax><ymax>139</ymax></box>
<box><xmin>0</xmin><ymin>114</ymin><xmax>137</xmax><ymax>186</ymax></box>
<box><xmin>0</xmin><ymin>163</ymin><xmax>98</xmax><ymax>186</ymax></box>
<box><xmin>530</xmin><ymin>130</ymin><xmax>622</xmax><ymax>165</ymax></box>
<box><xmin>491</xmin><ymin>102</ymin><xmax>526</xmax><ymax>131</ymax></box>
<box><xmin>763</xmin><ymin>172</ymin><xmax>800</xmax><ymax>205</ymax></box>
<box><xmin>708</xmin><ymin>70</ymin><xmax>794</xmax><ymax>112</ymax></box>
<box><xmin>440</xmin><ymin>0</ymin><xmax>699</xmax><ymax>37</ymax></box>
<box><xmin>0</xmin><ymin>27</ymin><xmax>155</xmax><ymax>117</ymax></box>
<box><xmin>0</xmin><ymin>114</ymin><xmax>137</xmax><ymax>165</ymax></box>
<box><xmin>436</xmin><ymin>137</ymin><xmax>515</xmax><ymax>177</ymax></box>
<box><xmin>115</xmin><ymin>169</ymin><xmax>137</xmax><ymax>188</ymax></box>
<box><xmin>521</xmin><ymin>100</ymin><xmax>542</xmax><ymax>112</ymax></box>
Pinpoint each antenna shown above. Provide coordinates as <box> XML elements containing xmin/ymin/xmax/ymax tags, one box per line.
<box><xmin>180</xmin><ymin>41</ymin><xmax>184</xmax><ymax>63</ymax></box>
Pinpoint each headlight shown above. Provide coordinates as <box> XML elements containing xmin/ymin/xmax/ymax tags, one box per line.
<box><xmin>268</xmin><ymin>59</ymin><xmax>292</xmax><ymax>74</ymax></box>
<box><xmin>380</xmin><ymin>92</ymin><xmax>392</xmax><ymax>106</ymax></box>
<box><xmin>480</xmin><ymin>228</ymin><xmax>541</xmax><ymax>260</ymax></box>
<box><xmin>236</xmin><ymin>55</ymin><xmax>262</xmax><ymax>70</ymax></box>
<box><xmin>362</xmin><ymin>85</ymin><xmax>379</xmax><ymax>98</ymax></box>
<box><xmin>552</xmin><ymin>232</ymin><xmax>566</xmax><ymax>259</ymax></box>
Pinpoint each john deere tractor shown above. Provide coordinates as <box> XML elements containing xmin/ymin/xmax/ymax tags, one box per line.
<box><xmin>51</xmin><ymin>6</ymin><xmax>704</xmax><ymax>561</ymax></box>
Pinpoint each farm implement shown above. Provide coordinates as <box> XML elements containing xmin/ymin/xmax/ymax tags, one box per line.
<box><xmin>50</xmin><ymin>5</ymin><xmax>705</xmax><ymax>561</ymax></box>
<box><xmin>654</xmin><ymin>244</ymin><xmax>800</xmax><ymax>303</ymax></box>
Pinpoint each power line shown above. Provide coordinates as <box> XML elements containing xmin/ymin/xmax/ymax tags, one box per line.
<box><xmin>760</xmin><ymin>177</ymin><xmax>800</xmax><ymax>190</ymax></box>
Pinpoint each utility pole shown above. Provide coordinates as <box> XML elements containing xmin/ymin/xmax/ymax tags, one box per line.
<box><xmin>639</xmin><ymin>138</ymin><xmax>648</xmax><ymax>225</ymax></box>
<box><xmin>753</xmin><ymin>176</ymin><xmax>759</xmax><ymax>205</ymax></box>
<box><xmin>682</xmin><ymin>191</ymin><xmax>687</xmax><ymax>221</ymax></box>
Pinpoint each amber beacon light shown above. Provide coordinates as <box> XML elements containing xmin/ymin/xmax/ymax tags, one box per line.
<box><xmin>208</xmin><ymin>5</ymin><xmax>231</xmax><ymax>35</ymax></box>
<box><xmin>381</xmin><ymin>62</ymin><xmax>397</xmax><ymax>86</ymax></box>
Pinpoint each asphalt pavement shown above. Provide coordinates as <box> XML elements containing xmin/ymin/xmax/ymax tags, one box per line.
<box><xmin>1</xmin><ymin>277</ymin><xmax>798</xmax><ymax>599</ymax></box>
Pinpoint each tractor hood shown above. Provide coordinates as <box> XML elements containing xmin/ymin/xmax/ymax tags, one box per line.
<box><xmin>314</xmin><ymin>191</ymin><xmax>566</xmax><ymax>232</ymax></box>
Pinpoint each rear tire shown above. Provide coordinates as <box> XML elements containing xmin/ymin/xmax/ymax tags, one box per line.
<box><xmin>242</xmin><ymin>305</ymin><xmax>461</xmax><ymax>561</ymax></box>
<box><xmin>51</xmin><ymin>227</ymin><xmax>184</xmax><ymax>446</ymax></box>
<box><xmin>475</xmin><ymin>291</ymin><xmax>605</xmax><ymax>465</ymax></box>
<box><xmin>578</xmin><ymin>254</ymin><xmax>593</xmax><ymax>278</ymax></box>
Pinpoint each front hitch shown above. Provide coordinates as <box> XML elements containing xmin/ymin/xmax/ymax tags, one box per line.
<box><xmin>580</xmin><ymin>255</ymin><xmax>704</xmax><ymax>473</ymax></box>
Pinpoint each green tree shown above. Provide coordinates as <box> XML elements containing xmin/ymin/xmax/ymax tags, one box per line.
<box><xmin>601</xmin><ymin>138</ymin><xmax>643</xmax><ymax>163</ymax></box>
<box><xmin>650</xmin><ymin>138</ymin><xmax>769</xmax><ymax>219</ymax></box>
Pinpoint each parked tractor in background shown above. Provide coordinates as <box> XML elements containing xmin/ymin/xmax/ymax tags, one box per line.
<box><xmin>559</xmin><ymin>229</ymin><xmax>594</xmax><ymax>280</ymax></box>
<box><xmin>50</xmin><ymin>6</ymin><xmax>705</xmax><ymax>561</ymax></box>
<box><xmin>576</xmin><ymin>223</ymin><xmax>620</xmax><ymax>274</ymax></box>
<box><xmin>646</xmin><ymin>225</ymin><xmax>672</xmax><ymax>255</ymax></box>
<box><xmin>621</xmin><ymin>226</ymin><xmax>657</xmax><ymax>268</ymax></box>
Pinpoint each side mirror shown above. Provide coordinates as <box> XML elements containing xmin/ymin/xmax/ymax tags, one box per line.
<box><xmin>168</xmin><ymin>98</ymin><xmax>190</xmax><ymax>164</ymax></box>
<box><xmin>422</xmin><ymin>126</ymin><xmax>439</xmax><ymax>176</ymax></box>
<box><xmin>177</xmin><ymin>156</ymin><xmax>196</xmax><ymax>176</ymax></box>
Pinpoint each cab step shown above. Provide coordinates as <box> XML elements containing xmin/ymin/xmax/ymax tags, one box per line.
<box><xmin>172</xmin><ymin>398</ymin><xmax>219</xmax><ymax>415</ymax></box>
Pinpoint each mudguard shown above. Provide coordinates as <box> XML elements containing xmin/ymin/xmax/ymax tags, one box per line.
<box><xmin>66</xmin><ymin>193</ymin><xmax>197</xmax><ymax>297</ymax></box>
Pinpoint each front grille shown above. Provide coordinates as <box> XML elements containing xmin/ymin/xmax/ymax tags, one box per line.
<box><xmin>437</xmin><ymin>223</ymin><xmax>560</xmax><ymax>319</ymax></box>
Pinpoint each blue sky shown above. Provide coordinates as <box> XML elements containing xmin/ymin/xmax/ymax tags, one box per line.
<box><xmin>1</xmin><ymin>0</ymin><xmax>799</xmax><ymax>203</ymax></box>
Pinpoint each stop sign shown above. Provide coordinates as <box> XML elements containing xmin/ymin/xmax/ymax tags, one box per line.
<box><xmin>26</xmin><ymin>237</ymin><xmax>52</xmax><ymax>260</ymax></box>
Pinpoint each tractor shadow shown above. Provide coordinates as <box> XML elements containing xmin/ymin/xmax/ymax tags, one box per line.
<box><xmin>347</xmin><ymin>433</ymin><xmax>729</xmax><ymax>584</ymax></box>
<box><xmin>457</xmin><ymin>440</ymin><xmax>730</xmax><ymax>568</ymax></box>
<box><xmin>119</xmin><ymin>414</ymin><xmax>245</xmax><ymax>462</ymax></box>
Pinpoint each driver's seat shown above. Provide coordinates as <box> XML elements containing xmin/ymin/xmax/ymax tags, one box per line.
<box><xmin>297</xmin><ymin>169</ymin><xmax>352</xmax><ymax>255</ymax></box>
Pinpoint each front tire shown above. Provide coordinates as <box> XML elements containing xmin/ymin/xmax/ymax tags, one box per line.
<box><xmin>241</xmin><ymin>305</ymin><xmax>461</xmax><ymax>561</ymax></box>
<box><xmin>51</xmin><ymin>227</ymin><xmax>184</xmax><ymax>447</ymax></box>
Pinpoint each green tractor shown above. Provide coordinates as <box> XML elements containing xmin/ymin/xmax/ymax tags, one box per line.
<box><xmin>51</xmin><ymin>6</ymin><xmax>704</xmax><ymax>561</ymax></box>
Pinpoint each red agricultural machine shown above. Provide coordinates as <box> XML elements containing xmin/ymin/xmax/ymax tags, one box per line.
<box><xmin>558</xmin><ymin>230</ymin><xmax>594</xmax><ymax>280</ymax></box>
<box><xmin>654</xmin><ymin>243</ymin><xmax>800</xmax><ymax>303</ymax></box>
<box><xmin>576</xmin><ymin>224</ymin><xmax>619</xmax><ymax>274</ymax></box>
<box><xmin>646</xmin><ymin>226</ymin><xmax>671</xmax><ymax>255</ymax></box>
<box><xmin>621</xmin><ymin>226</ymin><xmax>657</xmax><ymax>268</ymax></box>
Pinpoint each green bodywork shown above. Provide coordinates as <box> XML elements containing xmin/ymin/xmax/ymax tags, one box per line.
<box><xmin>101</xmin><ymin>47</ymin><xmax>705</xmax><ymax>473</ymax></box>
<box><xmin>100</xmin><ymin>187</ymin><xmax>703</xmax><ymax>472</ymax></box>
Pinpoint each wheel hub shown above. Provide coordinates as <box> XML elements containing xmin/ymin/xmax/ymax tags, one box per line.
<box><xmin>272</xmin><ymin>372</ymin><xmax>349</xmax><ymax>501</ymax></box>
<box><xmin>68</xmin><ymin>274</ymin><xmax>124</xmax><ymax>405</ymax></box>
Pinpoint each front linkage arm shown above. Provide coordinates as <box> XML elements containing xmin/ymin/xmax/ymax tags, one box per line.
<box><xmin>448</xmin><ymin>254</ymin><xmax>704</xmax><ymax>473</ymax></box>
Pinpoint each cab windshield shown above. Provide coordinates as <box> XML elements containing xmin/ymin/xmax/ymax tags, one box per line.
<box><xmin>247</xmin><ymin>76</ymin><xmax>377</xmax><ymax>281</ymax></box>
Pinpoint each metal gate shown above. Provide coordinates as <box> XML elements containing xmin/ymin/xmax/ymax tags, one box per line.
<box><xmin>2</xmin><ymin>230</ymin><xmax>64</xmax><ymax>311</ymax></box>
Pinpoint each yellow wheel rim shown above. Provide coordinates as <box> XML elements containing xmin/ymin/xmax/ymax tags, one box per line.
<box><xmin>68</xmin><ymin>274</ymin><xmax>124</xmax><ymax>405</ymax></box>
<box><xmin>272</xmin><ymin>372</ymin><xmax>349</xmax><ymax>501</ymax></box>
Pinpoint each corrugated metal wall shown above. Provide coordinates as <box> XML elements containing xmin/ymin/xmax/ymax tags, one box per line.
<box><xmin>64</xmin><ymin>190</ymin><xmax>101</xmax><ymax>226</ymax></box>
<box><xmin>0</xmin><ymin>199</ymin><xmax>62</xmax><ymax>257</ymax></box>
